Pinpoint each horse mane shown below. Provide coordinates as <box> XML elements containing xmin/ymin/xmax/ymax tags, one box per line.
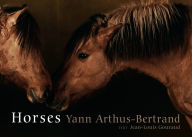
<box><xmin>106</xmin><ymin>0</ymin><xmax>191</xmax><ymax>61</ymax></box>
<box><xmin>3</xmin><ymin>6</ymin><xmax>41</xmax><ymax>55</ymax></box>
<box><xmin>64</xmin><ymin>0</ymin><xmax>191</xmax><ymax>62</ymax></box>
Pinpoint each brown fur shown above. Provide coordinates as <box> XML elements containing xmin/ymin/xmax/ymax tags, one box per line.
<box><xmin>51</xmin><ymin>0</ymin><xmax>192</xmax><ymax>129</ymax></box>
<box><xmin>0</xmin><ymin>6</ymin><xmax>52</xmax><ymax>103</ymax></box>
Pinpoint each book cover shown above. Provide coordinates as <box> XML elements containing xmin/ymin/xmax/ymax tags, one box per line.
<box><xmin>0</xmin><ymin>0</ymin><xmax>191</xmax><ymax>137</ymax></box>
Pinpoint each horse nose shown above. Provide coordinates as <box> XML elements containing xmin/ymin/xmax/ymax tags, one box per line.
<box><xmin>29</xmin><ymin>88</ymin><xmax>44</xmax><ymax>103</ymax></box>
<box><xmin>29</xmin><ymin>86</ymin><xmax>51</xmax><ymax>103</ymax></box>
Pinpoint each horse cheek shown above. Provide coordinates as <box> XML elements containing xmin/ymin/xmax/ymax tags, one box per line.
<box><xmin>70</xmin><ymin>64</ymin><xmax>84</xmax><ymax>78</ymax></box>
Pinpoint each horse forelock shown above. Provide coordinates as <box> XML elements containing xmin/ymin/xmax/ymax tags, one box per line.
<box><xmin>63</xmin><ymin>14</ymin><xmax>107</xmax><ymax>60</ymax></box>
<box><xmin>16</xmin><ymin>10</ymin><xmax>41</xmax><ymax>56</ymax></box>
<box><xmin>105</xmin><ymin>1</ymin><xmax>191</xmax><ymax>62</ymax></box>
<box><xmin>1</xmin><ymin>6</ymin><xmax>41</xmax><ymax>56</ymax></box>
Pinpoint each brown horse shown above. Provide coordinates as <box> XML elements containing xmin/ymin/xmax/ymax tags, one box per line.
<box><xmin>0</xmin><ymin>6</ymin><xmax>52</xmax><ymax>103</ymax></box>
<box><xmin>51</xmin><ymin>0</ymin><xmax>192</xmax><ymax>128</ymax></box>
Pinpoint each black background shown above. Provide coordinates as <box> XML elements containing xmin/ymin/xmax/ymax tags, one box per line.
<box><xmin>0</xmin><ymin>0</ymin><xmax>192</xmax><ymax>137</ymax></box>
<box><xmin>1</xmin><ymin>70</ymin><xmax>191</xmax><ymax>137</ymax></box>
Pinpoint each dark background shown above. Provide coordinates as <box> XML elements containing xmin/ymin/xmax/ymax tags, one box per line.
<box><xmin>0</xmin><ymin>0</ymin><xmax>191</xmax><ymax>73</ymax></box>
<box><xmin>0</xmin><ymin>0</ymin><xmax>192</xmax><ymax>137</ymax></box>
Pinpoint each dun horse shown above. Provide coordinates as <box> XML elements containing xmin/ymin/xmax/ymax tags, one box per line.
<box><xmin>51</xmin><ymin>0</ymin><xmax>192</xmax><ymax>128</ymax></box>
<box><xmin>0</xmin><ymin>6</ymin><xmax>52</xmax><ymax>103</ymax></box>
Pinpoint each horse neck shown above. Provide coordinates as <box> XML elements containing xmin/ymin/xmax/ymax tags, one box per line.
<box><xmin>109</xmin><ymin>7</ymin><xmax>192</xmax><ymax>129</ymax></box>
<box><xmin>113</xmin><ymin>34</ymin><xmax>192</xmax><ymax>115</ymax></box>
<box><xmin>113</xmin><ymin>52</ymin><xmax>184</xmax><ymax>86</ymax></box>
<box><xmin>112</xmin><ymin>7</ymin><xmax>192</xmax><ymax>88</ymax></box>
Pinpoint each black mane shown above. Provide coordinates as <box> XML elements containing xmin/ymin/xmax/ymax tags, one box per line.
<box><xmin>105</xmin><ymin>1</ymin><xmax>191</xmax><ymax>61</ymax></box>
<box><xmin>65</xmin><ymin>0</ymin><xmax>191</xmax><ymax>63</ymax></box>
<box><xmin>4</xmin><ymin>6</ymin><xmax>41</xmax><ymax>55</ymax></box>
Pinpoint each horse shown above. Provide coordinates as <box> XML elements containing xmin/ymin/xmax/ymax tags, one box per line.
<box><xmin>0</xmin><ymin>5</ymin><xmax>52</xmax><ymax>103</ymax></box>
<box><xmin>50</xmin><ymin>0</ymin><xmax>192</xmax><ymax>129</ymax></box>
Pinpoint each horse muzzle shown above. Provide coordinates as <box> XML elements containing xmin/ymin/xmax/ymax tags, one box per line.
<box><xmin>28</xmin><ymin>87</ymin><xmax>51</xmax><ymax>103</ymax></box>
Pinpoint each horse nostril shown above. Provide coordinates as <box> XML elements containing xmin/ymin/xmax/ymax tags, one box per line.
<box><xmin>29</xmin><ymin>88</ymin><xmax>38</xmax><ymax>103</ymax></box>
<box><xmin>30</xmin><ymin>88</ymin><xmax>34</xmax><ymax>93</ymax></box>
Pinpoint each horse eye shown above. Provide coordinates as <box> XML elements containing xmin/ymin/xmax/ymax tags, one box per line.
<box><xmin>78</xmin><ymin>53</ymin><xmax>89</xmax><ymax>60</ymax></box>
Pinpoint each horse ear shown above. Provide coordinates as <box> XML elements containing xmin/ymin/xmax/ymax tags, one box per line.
<box><xmin>6</xmin><ymin>6</ymin><xmax>27</xmax><ymax>29</ymax></box>
<box><xmin>97</xmin><ymin>24</ymin><xmax>122</xmax><ymax>47</ymax></box>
